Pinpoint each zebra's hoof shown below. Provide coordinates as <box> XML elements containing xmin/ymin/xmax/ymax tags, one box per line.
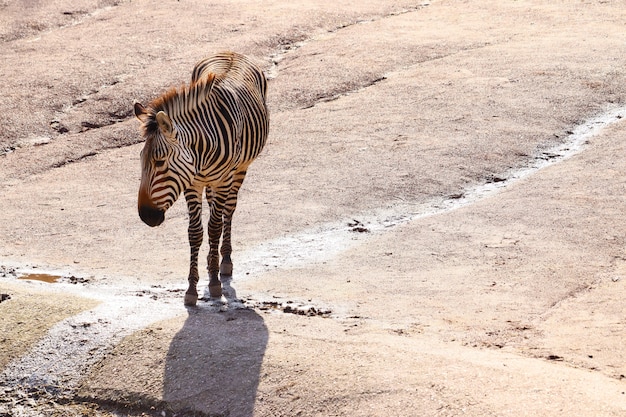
<box><xmin>184</xmin><ymin>292</ymin><xmax>198</xmax><ymax>306</ymax></box>
<box><xmin>209</xmin><ymin>282</ymin><xmax>223</xmax><ymax>298</ymax></box>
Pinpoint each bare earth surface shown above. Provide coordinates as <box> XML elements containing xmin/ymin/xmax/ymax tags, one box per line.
<box><xmin>1</xmin><ymin>1</ymin><xmax>626</xmax><ymax>416</ymax></box>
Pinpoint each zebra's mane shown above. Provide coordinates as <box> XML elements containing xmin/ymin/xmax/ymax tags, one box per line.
<box><xmin>142</xmin><ymin>73</ymin><xmax>217</xmax><ymax>136</ymax></box>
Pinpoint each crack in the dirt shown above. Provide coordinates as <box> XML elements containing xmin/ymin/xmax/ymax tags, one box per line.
<box><xmin>51</xmin><ymin>79</ymin><xmax>133</xmax><ymax>136</ymax></box>
<box><xmin>266</xmin><ymin>2</ymin><xmax>429</xmax><ymax>82</ymax></box>
<box><xmin>537</xmin><ymin>277</ymin><xmax>602</xmax><ymax>323</ymax></box>
<box><xmin>298</xmin><ymin>40</ymin><xmax>497</xmax><ymax>110</ymax></box>
<box><xmin>300</xmin><ymin>76</ymin><xmax>390</xmax><ymax>110</ymax></box>
<box><xmin>264</xmin><ymin>4</ymin><xmax>517</xmax><ymax>111</ymax></box>
<box><xmin>79</xmin><ymin>116</ymin><xmax>128</xmax><ymax>132</ymax></box>
<box><xmin>50</xmin><ymin>151</ymin><xmax>98</xmax><ymax>169</ymax></box>
<box><xmin>1</xmin><ymin>1</ymin><xmax>127</xmax><ymax>43</ymax></box>
<box><xmin>73</xmin><ymin>390</ymin><xmax>178</xmax><ymax>417</ymax></box>
<box><xmin>0</xmin><ymin>383</ymin><xmax>190</xmax><ymax>417</ymax></box>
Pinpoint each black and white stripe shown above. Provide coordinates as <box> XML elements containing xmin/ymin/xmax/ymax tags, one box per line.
<box><xmin>134</xmin><ymin>51</ymin><xmax>269</xmax><ymax>306</ymax></box>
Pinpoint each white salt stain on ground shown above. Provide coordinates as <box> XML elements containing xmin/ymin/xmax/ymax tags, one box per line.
<box><xmin>236</xmin><ymin>105</ymin><xmax>626</xmax><ymax>276</ymax></box>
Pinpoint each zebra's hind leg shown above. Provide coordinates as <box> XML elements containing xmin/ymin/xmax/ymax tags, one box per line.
<box><xmin>219</xmin><ymin>214</ymin><xmax>233</xmax><ymax>277</ymax></box>
<box><xmin>219</xmin><ymin>169</ymin><xmax>246</xmax><ymax>280</ymax></box>
<box><xmin>184</xmin><ymin>189</ymin><xmax>203</xmax><ymax>306</ymax></box>
<box><xmin>207</xmin><ymin>251</ymin><xmax>223</xmax><ymax>299</ymax></box>
<box><xmin>220</xmin><ymin>252</ymin><xmax>233</xmax><ymax>277</ymax></box>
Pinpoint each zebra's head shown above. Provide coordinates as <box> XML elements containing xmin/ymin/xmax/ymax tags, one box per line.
<box><xmin>134</xmin><ymin>101</ymin><xmax>195</xmax><ymax>227</ymax></box>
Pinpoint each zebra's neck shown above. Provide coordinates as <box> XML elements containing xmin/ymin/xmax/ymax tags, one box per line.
<box><xmin>157</xmin><ymin>74</ymin><xmax>217</xmax><ymax>126</ymax></box>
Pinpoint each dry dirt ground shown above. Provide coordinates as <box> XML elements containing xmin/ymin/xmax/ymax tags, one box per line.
<box><xmin>1</xmin><ymin>1</ymin><xmax>626</xmax><ymax>416</ymax></box>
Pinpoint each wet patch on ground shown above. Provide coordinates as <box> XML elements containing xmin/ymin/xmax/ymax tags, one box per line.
<box><xmin>18</xmin><ymin>273</ymin><xmax>62</xmax><ymax>284</ymax></box>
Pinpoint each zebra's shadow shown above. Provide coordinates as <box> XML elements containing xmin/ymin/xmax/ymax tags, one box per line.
<box><xmin>201</xmin><ymin>274</ymin><xmax>240</xmax><ymax>304</ymax></box>
<box><xmin>162</xmin><ymin>276</ymin><xmax>267</xmax><ymax>416</ymax></box>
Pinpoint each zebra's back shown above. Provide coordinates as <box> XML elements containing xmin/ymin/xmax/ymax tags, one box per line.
<box><xmin>191</xmin><ymin>51</ymin><xmax>269</xmax><ymax>166</ymax></box>
<box><xmin>191</xmin><ymin>51</ymin><xmax>268</xmax><ymax>104</ymax></box>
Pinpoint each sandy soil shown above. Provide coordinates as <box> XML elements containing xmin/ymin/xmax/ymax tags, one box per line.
<box><xmin>1</xmin><ymin>1</ymin><xmax>625</xmax><ymax>416</ymax></box>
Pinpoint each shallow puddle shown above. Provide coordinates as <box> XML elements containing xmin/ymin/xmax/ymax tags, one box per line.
<box><xmin>18</xmin><ymin>273</ymin><xmax>61</xmax><ymax>284</ymax></box>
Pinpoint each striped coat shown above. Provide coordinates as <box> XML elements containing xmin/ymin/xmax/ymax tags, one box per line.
<box><xmin>134</xmin><ymin>51</ymin><xmax>269</xmax><ymax>306</ymax></box>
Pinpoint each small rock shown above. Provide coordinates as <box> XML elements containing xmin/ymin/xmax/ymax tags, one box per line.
<box><xmin>68</xmin><ymin>275</ymin><xmax>89</xmax><ymax>284</ymax></box>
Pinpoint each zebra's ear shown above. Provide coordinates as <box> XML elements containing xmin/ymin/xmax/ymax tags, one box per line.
<box><xmin>156</xmin><ymin>111</ymin><xmax>174</xmax><ymax>138</ymax></box>
<box><xmin>134</xmin><ymin>102</ymin><xmax>150</xmax><ymax>122</ymax></box>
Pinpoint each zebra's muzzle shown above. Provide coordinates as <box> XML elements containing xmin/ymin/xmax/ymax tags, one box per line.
<box><xmin>138</xmin><ymin>205</ymin><xmax>165</xmax><ymax>227</ymax></box>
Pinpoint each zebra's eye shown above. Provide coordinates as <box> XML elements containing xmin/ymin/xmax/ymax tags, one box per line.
<box><xmin>154</xmin><ymin>159</ymin><xmax>166</xmax><ymax>168</ymax></box>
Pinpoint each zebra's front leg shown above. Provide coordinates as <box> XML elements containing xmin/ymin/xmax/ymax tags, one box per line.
<box><xmin>184</xmin><ymin>189</ymin><xmax>204</xmax><ymax>306</ymax></box>
<box><xmin>207</xmin><ymin>225</ymin><xmax>223</xmax><ymax>298</ymax></box>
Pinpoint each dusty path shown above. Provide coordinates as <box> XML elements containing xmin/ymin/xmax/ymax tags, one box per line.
<box><xmin>1</xmin><ymin>1</ymin><xmax>626</xmax><ymax>416</ymax></box>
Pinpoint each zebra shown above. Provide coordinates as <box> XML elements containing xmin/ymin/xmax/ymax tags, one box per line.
<box><xmin>133</xmin><ymin>51</ymin><xmax>269</xmax><ymax>306</ymax></box>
